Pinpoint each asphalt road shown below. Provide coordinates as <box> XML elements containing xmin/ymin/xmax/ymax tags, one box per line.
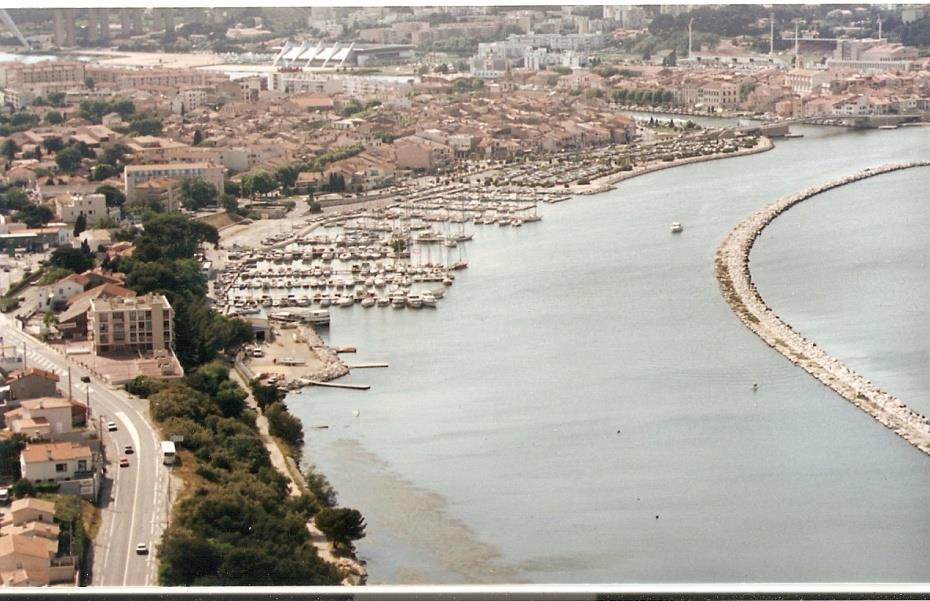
<box><xmin>0</xmin><ymin>313</ymin><xmax>170</xmax><ymax>586</ymax></box>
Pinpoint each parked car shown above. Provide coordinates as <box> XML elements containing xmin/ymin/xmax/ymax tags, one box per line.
<box><xmin>119</xmin><ymin>458</ymin><xmax>129</xmax><ymax>468</ymax></box>
<box><xmin>124</xmin><ymin>445</ymin><xmax>133</xmax><ymax>454</ymax></box>
<box><xmin>108</xmin><ymin>421</ymin><xmax>118</xmax><ymax>431</ymax></box>
<box><xmin>136</xmin><ymin>543</ymin><xmax>148</xmax><ymax>555</ymax></box>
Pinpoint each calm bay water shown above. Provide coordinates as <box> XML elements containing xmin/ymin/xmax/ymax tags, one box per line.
<box><xmin>292</xmin><ymin>124</ymin><xmax>930</xmax><ymax>583</ymax></box>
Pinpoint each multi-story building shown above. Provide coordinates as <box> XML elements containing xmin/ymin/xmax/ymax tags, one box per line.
<box><xmin>123</xmin><ymin>162</ymin><xmax>224</xmax><ymax>203</ymax></box>
<box><xmin>784</xmin><ymin>68</ymin><xmax>832</xmax><ymax>97</ymax></box>
<box><xmin>53</xmin><ymin>193</ymin><xmax>107</xmax><ymax>225</ymax></box>
<box><xmin>171</xmin><ymin>88</ymin><xmax>209</xmax><ymax>114</ymax></box>
<box><xmin>827</xmin><ymin>40</ymin><xmax>918</xmax><ymax>73</ymax></box>
<box><xmin>4</xmin><ymin>397</ymin><xmax>74</xmax><ymax>440</ymax></box>
<box><xmin>19</xmin><ymin>441</ymin><xmax>93</xmax><ymax>484</ymax></box>
<box><xmin>90</xmin><ymin>293</ymin><xmax>174</xmax><ymax>354</ymax></box>
<box><xmin>0</xmin><ymin>61</ymin><xmax>86</xmax><ymax>98</ymax></box>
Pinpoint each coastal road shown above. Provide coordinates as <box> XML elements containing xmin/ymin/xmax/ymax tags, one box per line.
<box><xmin>0</xmin><ymin>313</ymin><xmax>170</xmax><ymax>586</ymax></box>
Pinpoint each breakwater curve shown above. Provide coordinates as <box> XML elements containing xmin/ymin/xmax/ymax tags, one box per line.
<box><xmin>715</xmin><ymin>161</ymin><xmax>930</xmax><ymax>456</ymax></box>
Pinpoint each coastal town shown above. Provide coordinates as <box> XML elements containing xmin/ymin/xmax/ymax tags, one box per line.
<box><xmin>0</xmin><ymin>3</ymin><xmax>927</xmax><ymax>589</ymax></box>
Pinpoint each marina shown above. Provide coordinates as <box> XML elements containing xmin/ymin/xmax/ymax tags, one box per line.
<box><xmin>291</xmin><ymin>123</ymin><xmax>930</xmax><ymax>584</ymax></box>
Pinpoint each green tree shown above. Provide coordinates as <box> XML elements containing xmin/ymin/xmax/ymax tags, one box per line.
<box><xmin>245</xmin><ymin>171</ymin><xmax>276</xmax><ymax>198</ymax></box>
<box><xmin>12</xmin><ymin>478</ymin><xmax>36</xmax><ymax>499</ymax></box>
<box><xmin>315</xmin><ymin>507</ymin><xmax>366</xmax><ymax>549</ymax></box>
<box><xmin>55</xmin><ymin>147</ymin><xmax>83</xmax><ymax>172</ymax></box>
<box><xmin>180</xmin><ymin>178</ymin><xmax>219</xmax><ymax>211</ymax></box>
<box><xmin>274</xmin><ymin>165</ymin><xmax>297</xmax><ymax>193</ymax></box>
<box><xmin>45</xmin><ymin>111</ymin><xmax>64</xmax><ymax>125</ymax></box>
<box><xmin>100</xmin><ymin>144</ymin><xmax>127</xmax><ymax>167</ymax></box>
<box><xmin>42</xmin><ymin>136</ymin><xmax>64</xmax><ymax>152</ymax></box>
<box><xmin>14</xmin><ymin>204</ymin><xmax>53</xmax><ymax>228</ymax></box>
<box><xmin>90</xmin><ymin>163</ymin><xmax>119</xmax><ymax>181</ymax></box>
<box><xmin>95</xmin><ymin>184</ymin><xmax>126</xmax><ymax>209</ymax></box>
<box><xmin>0</xmin><ymin>434</ymin><xmax>26</xmax><ymax>482</ymax></box>
<box><xmin>84</xmin><ymin>77</ymin><xmax>95</xmax><ymax>90</ymax></box>
<box><xmin>265</xmin><ymin>402</ymin><xmax>303</xmax><ymax>448</ymax></box>
<box><xmin>49</xmin><ymin>246</ymin><xmax>94</xmax><ymax>272</ymax></box>
<box><xmin>128</xmin><ymin>117</ymin><xmax>163</xmax><ymax>136</ymax></box>
<box><xmin>192</xmin><ymin>130</ymin><xmax>203</xmax><ymax>146</ymax></box>
<box><xmin>1</xmin><ymin>139</ymin><xmax>17</xmax><ymax>160</ymax></box>
<box><xmin>73</xmin><ymin>212</ymin><xmax>87</xmax><ymax>237</ymax></box>
<box><xmin>220</xmin><ymin>193</ymin><xmax>238</xmax><ymax>214</ymax></box>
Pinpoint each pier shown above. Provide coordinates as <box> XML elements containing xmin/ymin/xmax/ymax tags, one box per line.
<box><xmin>715</xmin><ymin>161</ymin><xmax>930</xmax><ymax>456</ymax></box>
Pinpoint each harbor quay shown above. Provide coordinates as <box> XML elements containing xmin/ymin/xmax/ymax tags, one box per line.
<box><xmin>716</xmin><ymin>161</ymin><xmax>930</xmax><ymax>456</ymax></box>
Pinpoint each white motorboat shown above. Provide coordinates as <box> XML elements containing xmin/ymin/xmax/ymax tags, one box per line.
<box><xmin>406</xmin><ymin>294</ymin><xmax>423</xmax><ymax>309</ymax></box>
<box><xmin>670</xmin><ymin>222</ymin><xmax>684</xmax><ymax>233</ymax></box>
<box><xmin>421</xmin><ymin>292</ymin><xmax>437</xmax><ymax>308</ymax></box>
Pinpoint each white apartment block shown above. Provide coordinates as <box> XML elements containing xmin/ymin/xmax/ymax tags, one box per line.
<box><xmin>90</xmin><ymin>293</ymin><xmax>174</xmax><ymax>354</ymax></box>
<box><xmin>171</xmin><ymin>88</ymin><xmax>209</xmax><ymax>114</ymax></box>
<box><xmin>123</xmin><ymin>162</ymin><xmax>224</xmax><ymax>203</ymax></box>
<box><xmin>54</xmin><ymin>193</ymin><xmax>107</xmax><ymax>224</ymax></box>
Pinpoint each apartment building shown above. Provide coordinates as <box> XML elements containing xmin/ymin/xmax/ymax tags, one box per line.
<box><xmin>785</xmin><ymin>68</ymin><xmax>832</xmax><ymax>97</ymax></box>
<box><xmin>90</xmin><ymin>293</ymin><xmax>174</xmax><ymax>354</ymax></box>
<box><xmin>123</xmin><ymin>162</ymin><xmax>224</xmax><ymax>203</ymax></box>
<box><xmin>53</xmin><ymin>193</ymin><xmax>107</xmax><ymax>225</ymax></box>
<box><xmin>19</xmin><ymin>441</ymin><xmax>93</xmax><ymax>483</ymax></box>
<box><xmin>171</xmin><ymin>88</ymin><xmax>209</xmax><ymax>114</ymax></box>
<box><xmin>0</xmin><ymin>61</ymin><xmax>86</xmax><ymax>93</ymax></box>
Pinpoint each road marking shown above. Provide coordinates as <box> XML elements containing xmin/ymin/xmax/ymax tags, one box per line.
<box><xmin>117</xmin><ymin>411</ymin><xmax>142</xmax><ymax>586</ymax></box>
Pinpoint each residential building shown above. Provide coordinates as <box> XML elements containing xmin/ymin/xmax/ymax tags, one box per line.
<box><xmin>53</xmin><ymin>193</ymin><xmax>107</xmax><ymax>225</ymax></box>
<box><xmin>394</xmin><ymin>136</ymin><xmax>452</xmax><ymax>172</ymax></box>
<box><xmin>785</xmin><ymin>68</ymin><xmax>833</xmax><ymax>97</ymax></box>
<box><xmin>19</xmin><ymin>441</ymin><xmax>93</xmax><ymax>484</ymax></box>
<box><xmin>123</xmin><ymin>162</ymin><xmax>224</xmax><ymax>203</ymax></box>
<box><xmin>90</xmin><ymin>293</ymin><xmax>174</xmax><ymax>354</ymax></box>
<box><xmin>5</xmin><ymin>397</ymin><xmax>74</xmax><ymax>439</ymax></box>
<box><xmin>171</xmin><ymin>88</ymin><xmax>209</xmax><ymax>114</ymax></box>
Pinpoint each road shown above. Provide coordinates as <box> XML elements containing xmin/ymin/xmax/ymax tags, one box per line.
<box><xmin>0</xmin><ymin>313</ymin><xmax>171</xmax><ymax>586</ymax></box>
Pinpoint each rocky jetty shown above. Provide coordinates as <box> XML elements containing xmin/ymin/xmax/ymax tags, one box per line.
<box><xmin>716</xmin><ymin>161</ymin><xmax>930</xmax><ymax>456</ymax></box>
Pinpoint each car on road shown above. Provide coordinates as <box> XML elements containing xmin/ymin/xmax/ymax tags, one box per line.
<box><xmin>108</xmin><ymin>421</ymin><xmax>118</xmax><ymax>431</ymax></box>
<box><xmin>135</xmin><ymin>543</ymin><xmax>148</xmax><ymax>555</ymax></box>
<box><xmin>119</xmin><ymin>458</ymin><xmax>129</xmax><ymax>468</ymax></box>
<box><xmin>124</xmin><ymin>445</ymin><xmax>133</xmax><ymax>454</ymax></box>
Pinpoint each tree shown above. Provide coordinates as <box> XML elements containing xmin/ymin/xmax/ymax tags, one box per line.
<box><xmin>90</xmin><ymin>163</ymin><xmax>119</xmax><ymax>181</ymax></box>
<box><xmin>1</xmin><ymin>139</ymin><xmax>17</xmax><ymax>160</ymax></box>
<box><xmin>243</xmin><ymin>171</ymin><xmax>276</xmax><ymax>198</ymax></box>
<box><xmin>274</xmin><ymin>165</ymin><xmax>297</xmax><ymax>193</ymax></box>
<box><xmin>265</xmin><ymin>402</ymin><xmax>303</xmax><ymax>448</ymax></box>
<box><xmin>49</xmin><ymin>246</ymin><xmax>94</xmax><ymax>272</ymax></box>
<box><xmin>192</xmin><ymin>130</ymin><xmax>203</xmax><ymax>146</ymax></box>
<box><xmin>42</xmin><ymin>136</ymin><xmax>64</xmax><ymax>152</ymax></box>
<box><xmin>55</xmin><ymin>147</ymin><xmax>83</xmax><ymax>172</ymax></box>
<box><xmin>11</xmin><ymin>478</ymin><xmax>35</xmax><ymax>499</ymax></box>
<box><xmin>84</xmin><ymin>77</ymin><xmax>95</xmax><ymax>90</ymax></box>
<box><xmin>73</xmin><ymin>212</ymin><xmax>87</xmax><ymax>237</ymax></box>
<box><xmin>95</xmin><ymin>184</ymin><xmax>126</xmax><ymax>209</ymax></box>
<box><xmin>127</xmin><ymin>117</ymin><xmax>163</xmax><ymax>136</ymax></box>
<box><xmin>101</xmin><ymin>144</ymin><xmax>127</xmax><ymax>167</ymax></box>
<box><xmin>218</xmin><ymin>193</ymin><xmax>236</xmax><ymax>214</ymax></box>
<box><xmin>314</xmin><ymin>508</ymin><xmax>366</xmax><ymax>549</ymax></box>
<box><xmin>14</xmin><ymin>205</ymin><xmax>53</xmax><ymax>228</ymax></box>
<box><xmin>180</xmin><ymin>178</ymin><xmax>219</xmax><ymax>211</ymax></box>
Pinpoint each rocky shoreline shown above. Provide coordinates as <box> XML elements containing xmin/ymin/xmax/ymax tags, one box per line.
<box><xmin>574</xmin><ymin>136</ymin><xmax>774</xmax><ymax>195</ymax></box>
<box><xmin>715</xmin><ymin>161</ymin><xmax>930</xmax><ymax>456</ymax></box>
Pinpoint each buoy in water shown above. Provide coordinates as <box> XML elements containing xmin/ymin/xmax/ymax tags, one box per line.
<box><xmin>752</xmin><ymin>383</ymin><xmax>758</xmax><ymax>391</ymax></box>
<box><xmin>352</xmin><ymin>409</ymin><xmax>360</xmax><ymax>417</ymax></box>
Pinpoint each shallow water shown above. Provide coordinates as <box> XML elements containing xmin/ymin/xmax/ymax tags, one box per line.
<box><xmin>292</xmin><ymin>124</ymin><xmax>930</xmax><ymax>583</ymax></box>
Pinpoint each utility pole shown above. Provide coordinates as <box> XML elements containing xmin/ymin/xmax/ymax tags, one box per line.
<box><xmin>67</xmin><ymin>366</ymin><xmax>72</xmax><ymax>400</ymax></box>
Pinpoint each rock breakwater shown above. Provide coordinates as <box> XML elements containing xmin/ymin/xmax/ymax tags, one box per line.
<box><xmin>715</xmin><ymin>161</ymin><xmax>930</xmax><ymax>456</ymax></box>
